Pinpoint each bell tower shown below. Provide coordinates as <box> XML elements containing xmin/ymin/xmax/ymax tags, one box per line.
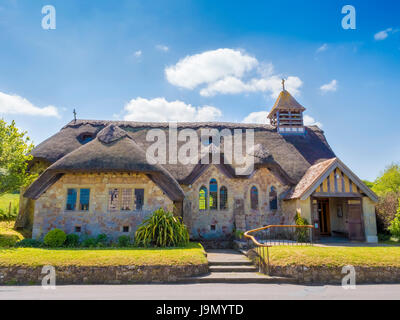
<box><xmin>268</xmin><ymin>79</ymin><xmax>306</xmax><ymax>135</ymax></box>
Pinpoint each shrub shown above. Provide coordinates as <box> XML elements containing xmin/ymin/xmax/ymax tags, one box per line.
<box><xmin>375</xmin><ymin>192</ymin><xmax>399</xmax><ymax>234</ymax></box>
<box><xmin>96</xmin><ymin>234</ymin><xmax>109</xmax><ymax>246</ymax></box>
<box><xmin>15</xmin><ymin>238</ymin><xmax>43</xmax><ymax>248</ymax></box>
<box><xmin>294</xmin><ymin>211</ymin><xmax>310</xmax><ymax>243</ymax></box>
<box><xmin>43</xmin><ymin>229</ymin><xmax>67</xmax><ymax>247</ymax></box>
<box><xmin>65</xmin><ymin>234</ymin><xmax>80</xmax><ymax>247</ymax></box>
<box><xmin>135</xmin><ymin>208</ymin><xmax>189</xmax><ymax>247</ymax></box>
<box><xmin>117</xmin><ymin>235</ymin><xmax>131</xmax><ymax>247</ymax></box>
<box><xmin>389</xmin><ymin>213</ymin><xmax>400</xmax><ymax>239</ymax></box>
<box><xmin>81</xmin><ymin>237</ymin><xmax>97</xmax><ymax>248</ymax></box>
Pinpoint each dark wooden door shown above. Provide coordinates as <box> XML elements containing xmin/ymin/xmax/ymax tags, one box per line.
<box><xmin>347</xmin><ymin>200</ymin><xmax>365</xmax><ymax>241</ymax></box>
<box><xmin>318</xmin><ymin>199</ymin><xmax>331</xmax><ymax>236</ymax></box>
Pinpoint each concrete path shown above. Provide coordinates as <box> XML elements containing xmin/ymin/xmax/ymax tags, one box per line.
<box><xmin>1</xmin><ymin>284</ymin><xmax>400</xmax><ymax>300</ymax></box>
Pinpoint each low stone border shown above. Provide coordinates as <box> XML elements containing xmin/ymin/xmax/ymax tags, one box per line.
<box><xmin>0</xmin><ymin>264</ymin><xmax>209</xmax><ymax>285</ymax></box>
<box><xmin>246</xmin><ymin>249</ymin><xmax>400</xmax><ymax>284</ymax></box>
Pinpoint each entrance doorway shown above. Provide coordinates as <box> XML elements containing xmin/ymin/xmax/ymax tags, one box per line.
<box><xmin>318</xmin><ymin>199</ymin><xmax>330</xmax><ymax>236</ymax></box>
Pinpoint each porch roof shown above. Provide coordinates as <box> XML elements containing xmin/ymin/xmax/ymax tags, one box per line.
<box><xmin>285</xmin><ymin>157</ymin><xmax>378</xmax><ymax>202</ymax></box>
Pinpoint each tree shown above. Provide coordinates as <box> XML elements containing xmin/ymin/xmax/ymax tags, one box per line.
<box><xmin>0</xmin><ymin>119</ymin><xmax>35</xmax><ymax>195</ymax></box>
<box><xmin>372</xmin><ymin>164</ymin><xmax>400</xmax><ymax>196</ymax></box>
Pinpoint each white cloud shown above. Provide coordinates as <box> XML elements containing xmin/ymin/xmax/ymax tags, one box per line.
<box><xmin>242</xmin><ymin>111</ymin><xmax>270</xmax><ymax>124</ymax></box>
<box><xmin>133</xmin><ymin>50</ymin><xmax>142</xmax><ymax>58</ymax></box>
<box><xmin>304</xmin><ymin>115</ymin><xmax>322</xmax><ymax>128</ymax></box>
<box><xmin>320</xmin><ymin>80</ymin><xmax>338</xmax><ymax>93</ymax></box>
<box><xmin>165</xmin><ymin>48</ymin><xmax>303</xmax><ymax>98</ymax></box>
<box><xmin>316</xmin><ymin>43</ymin><xmax>328</xmax><ymax>53</ymax></box>
<box><xmin>201</xmin><ymin>75</ymin><xmax>302</xmax><ymax>98</ymax></box>
<box><xmin>374</xmin><ymin>28</ymin><xmax>393</xmax><ymax>41</ymax></box>
<box><xmin>0</xmin><ymin>91</ymin><xmax>60</xmax><ymax>118</ymax></box>
<box><xmin>165</xmin><ymin>48</ymin><xmax>258</xmax><ymax>90</ymax></box>
<box><xmin>156</xmin><ymin>45</ymin><xmax>169</xmax><ymax>52</ymax></box>
<box><xmin>123</xmin><ymin>97</ymin><xmax>222</xmax><ymax>122</ymax></box>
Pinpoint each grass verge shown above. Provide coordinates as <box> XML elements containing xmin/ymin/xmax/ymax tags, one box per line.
<box><xmin>0</xmin><ymin>242</ymin><xmax>207</xmax><ymax>267</ymax></box>
<box><xmin>0</xmin><ymin>194</ymin><xmax>19</xmax><ymax>221</ymax></box>
<box><xmin>0</xmin><ymin>221</ymin><xmax>26</xmax><ymax>247</ymax></box>
<box><xmin>263</xmin><ymin>246</ymin><xmax>400</xmax><ymax>268</ymax></box>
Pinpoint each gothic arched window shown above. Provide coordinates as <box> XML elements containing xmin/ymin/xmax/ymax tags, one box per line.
<box><xmin>199</xmin><ymin>186</ymin><xmax>207</xmax><ymax>211</ymax></box>
<box><xmin>220</xmin><ymin>186</ymin><xmax>228</xmax><ymax>210</ymax></box>
<box><xmin>269</xmin><ymin>186</ymin><xmax>278</xmax><ymax>210</ymax></box>
<box><xmin>250</xmin><ymin>186</ymin><xmax>259</xmax><ymax>210</ymax></box>
<box><xmin>209</xmin><ymin>179</ymin><xmax>218</xmax><ymax>210</ymax></box>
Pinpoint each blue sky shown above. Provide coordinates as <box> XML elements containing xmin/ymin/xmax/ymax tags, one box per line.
<box><xmin>0</xmin><ymin>0</ymin><xmax>399</xmax><ymax>181</ymax></box>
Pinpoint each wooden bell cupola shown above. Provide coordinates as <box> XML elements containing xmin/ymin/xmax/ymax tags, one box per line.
<box><xmin>268</xmin><ymin>79</ymin><xmax>306</xmax><ymax>135</ymax></box>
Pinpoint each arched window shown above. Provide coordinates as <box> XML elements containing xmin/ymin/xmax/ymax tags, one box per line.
<box><xmin>209</xmin><ymin>179</ymin><xmax>218</xmax><ymax>210</ymax></box>
<box><xmin>199</xmin><ymin>186</ymin><xmax>207</xmax><ymax>210</ymax></box>
<box><xmin>250</xmin><ymin>186</ymin><xmax>259</xmax><ymax>210</ymax></box>
<box><xmin>269</xmin><ymin>186</ymin><xmax>278</xmax><ymax>210</ymax></box>
<box><xmin>220</xmin><ymin>186</ymin><xmax>228</xmax><ymax>210</ymax></box>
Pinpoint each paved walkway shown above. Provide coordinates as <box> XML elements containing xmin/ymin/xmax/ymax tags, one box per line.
<box><xmin>206</xmin><ymin>249</ymin><xmax>252</xmax><ymax>264</ymax></box>
<box><xmin>1</xmin><ymin>284</ymin><xmax>400</xmax><ymax>300</ymax></box>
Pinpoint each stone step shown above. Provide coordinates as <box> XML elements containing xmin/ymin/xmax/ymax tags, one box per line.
<box><xmin>209</xmin><ymin>261</ymin><xmax>253</xmax><ymax>266</ymax></box>
<box><xmin>179</xmin><ymin>272</ymin><xmax>296</xmax><ymax>284</ymax></box>
<box><xmin>209</xmin><ymin>265</ymin><xmax>258</xmax><ymax>273</ymax></box>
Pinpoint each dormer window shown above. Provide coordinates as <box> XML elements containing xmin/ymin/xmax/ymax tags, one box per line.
<box><xmin>77</xmin><ymin>133</ymin><xmax>95</xmax><ymax>145</ymax></box>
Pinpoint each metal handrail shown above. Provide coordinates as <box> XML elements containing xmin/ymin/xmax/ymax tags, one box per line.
<box><xmin>244</xmin><ymin>224</ymin><xmax>315</xmax><ymax>275</ymax></box>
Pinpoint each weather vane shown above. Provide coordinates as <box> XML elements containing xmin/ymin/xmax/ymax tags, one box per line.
<box><xmin>73</xmin><ymin>109</ymin><xmax>77</xmax><ymax>122</ymax></box>
<box><xmin>282</xmin><ymin>78</ymin><xmax>286</xmax><ymax>91</ymax></box>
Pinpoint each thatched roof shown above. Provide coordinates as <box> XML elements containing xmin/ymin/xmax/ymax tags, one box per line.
<box><xmin>268</xmin><ymin>90</ymin><xmax>306</xmax><ymax>119</ymax></box>
<box><xmin>30</xmin><ymin>120</ymin><xmax>335</xmax><ymax>185</ymax></box>
<box><xmin>24</xmin><ymin>125</ymin><xmax>185</xmax><ymax>201</ymax></box>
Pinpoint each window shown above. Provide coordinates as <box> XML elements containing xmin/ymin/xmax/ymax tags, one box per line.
<box><xmin>269</xmin><ymin>186</ymin><xmax>278</xmax><ymax>210</ymax></box>
<box><xmin>74</xmin><ymin>226</ymin><xmax>81</xmax><ymax>233</ymax></box>
<box><xmin>121</xmin><ymin>188</ymin><xmax>133</xmax><ymax>211</ymax></box>
<box><xmin>66</xmin><ymin>189</ymin><xmax>77</xmax><ymax>211</ymax></box>
<box><xmin>135</xmin><ymin>189</ymin><xmax>144</xmax><ymax>210</ymax></box>
<box><xmin>210</xmin><ymin>225</ymin><xmax>216</xmax><ymax>231</ymax></box>
<box><xmin>220</xmin><ymin>186</ymin><xmax>228</xmax><ymax>210</ymax></box>
<box><xmin>77</xmin><ymin>133</ymin><xmax>94</xmax><ymax>145</ymax></box>
<box><xmin>250</xmin><ymin>186</ymin><xmax>259</xmax><ymax>210</ymax></box>
<box><xmin>199</xmin><ymin>186</ymin><xmax>207</xmax><ymax>210</ymax></box>
<box><xmin>79</xmin><ymin>189</ymin><xmax>90</xmax><ymax>211</ymax></box>
<box><xmin>209</xmin><ymin>179</ymin><xmax>218</xmax><ymax>210</ymax></box>
<box><xmin>123</xmin><ymin>226</ymin><xmax>130</xmax><ymax>233</ymax></box>
<box><xmin>108</xmin><ymin>188</ymin><xmax>119</xmax><ymax>211</ymax></box>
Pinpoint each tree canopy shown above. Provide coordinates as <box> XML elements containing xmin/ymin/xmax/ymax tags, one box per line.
<box><xmin>371</xmin><ymin>164</ymin><xmax>400</xmax><ymax>196</ymax></box>
<box><xmin>0</xmin><ymin>119</ymin><xmax>35</xmax><ymax>195</ymax></box>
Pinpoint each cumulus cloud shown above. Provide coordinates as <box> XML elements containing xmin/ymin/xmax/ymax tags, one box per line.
<box><xmin>0</xmin><ymin>91</ymin><xmax>60</xmax><ymax>117</ymax></box>
<box><xmin>320</xmin><ymin>80</ymin><xmax>338</xmax><ymax>93</ymax></box>
<box><xmin>165</xmin><ymin>48</ymin><xmax>258</xmax><ymax>90</ymax></box>
<box><xmin>316</xmin><ymin>43</ymin><xmax>328</xmax><ymax>53</ymax></box>
<box><xmin>242</xmin><ymin>111</ymin><xmax>270</xmax><ymax>124</ymax></box>
<box><xmin>156</xmin><ymin>45</ymin><xmax>169</xmax><ymax>52</ymax></box>
<box><xmin>165</xmin><ymin>48</ymin><xmax>302</xmax><ymax>98</ymax></box>
<box><xmin>123</xmin><ymin>97</ymin><xmax>222</xmax><ymax>122</ymax></box>
<box><xmin>304</xmin><ymin>115</ymin><xmax>322</xmax><ymax>128</ymax></box>
<box><xmin>133</xmin><ymin>50</ymin><xmax>142</xmax><ymax>57</ymax></box>
<box><xmin>374</xmin><ymin>28</ymin><xmax>393</xmax><ymax>41</ymax></box>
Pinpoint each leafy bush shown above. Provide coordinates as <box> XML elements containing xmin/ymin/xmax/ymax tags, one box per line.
<box><xmin>375</xmin><ymin>192</ymin><xmax>399</xmax><ymax>234</ymax></box>
<box><xmin>43</xmin><ymin>229</ymin><xmax>67</xmax><ymax>247</ymax></box>
<box><xmin>117</xmin><ymin>235</ymin><xmax>131</xmax><ymax>247</ymax></box>
<box><xmin>15</xmin><ymin>238</ymin><xmax>43</xmax><ymax>248</ymax></box>
<box><xmin>81</xmin><ymin>237</ymin><xmax>97</xmax><ymax>248</ymax></box>
<box><xmin>65</xmin><ymin>234</ymin><xmax>80</xmax><ymax>247</ymax></box>
<box><xmin>96</xmin><ymin>234</ymin><xmax>109</xmax><ymax>246</ymax></box>
<box><xmin>389</xmin><ymin>213</ymin><xmax>400</xmax><ymax>239</ymax></box>
<box><xmin>295</xmin><ymin>211</ymin><xmax>310</xmax><ymax>243</ymax></box>
<box><xmin>135</xmin><ymin>208</ymin><xmax>189</xmax><ymax>247</ymax></box>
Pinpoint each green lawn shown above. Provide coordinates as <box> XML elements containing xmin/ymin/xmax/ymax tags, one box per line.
<box><xmin>263</xmin><ymin>246</ymin><xmax>400</xmax><ymax>267</ymax></box>
<box><xmin>0</xmin><ymin>242</ymin><xmax>207</xmax><ymax>267</ymax></box>
<box><xmin>0</xmin><ymin>221</ymin><xmax>25</xmax><ymax>247</ymax></box>
<box><xmin>0</xmin><ymin>193</ymin><xmax>19</xmax><ymax>220</ymax></box>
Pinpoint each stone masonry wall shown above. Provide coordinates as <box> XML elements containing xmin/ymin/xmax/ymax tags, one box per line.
<box><xmin>0</xmin><ymin>264</ymin><xmax>208</xmax><ymax>285</ymax></box>
<box><xmin>182</xmin><ymin>165</ymin><xmax>293</xmax><ymax>240</ymax></box>
<box><xmin>32</xmin><ymin>172</ymin><xmax>173</xmax><ymax>240</ymax></box>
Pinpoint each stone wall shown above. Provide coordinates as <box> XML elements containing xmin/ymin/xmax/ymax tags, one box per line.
<box><xmin>182</xmin><ymin>165</ymin><xmax>292</xmax><ymax>241</ymax></box>
<box><xmin>0</xmin><ymin>264</ymin><xmax>208</xmax><ymax>285</ymax></box>
<box><xmin>32</xmin><ymin>172</ymin><xmax>174</xmax><ymax>240</ymax></box>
